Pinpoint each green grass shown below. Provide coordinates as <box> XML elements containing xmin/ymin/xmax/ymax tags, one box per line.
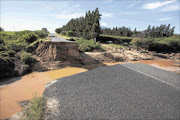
<box><xmin>23</xmin><ymin>95</ymin><xmax>45</xmax><ymax>120</ymax></box>
<box><xmin>1</xmin><ymin>31</ymin><xmax>15</xmax><ymax>35</ymax></box>
<box><xmin>75</xmin><ymin>37</ymin><xmax>101</xmax><ymax>52</ymax></box>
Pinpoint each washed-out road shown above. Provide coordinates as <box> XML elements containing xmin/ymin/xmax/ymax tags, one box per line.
<box><xmin>44</xmin><ymin>63</ymin><xmax>180</xmax><ymax>119</ymax></box>
<box><xmin>50</xmin><ymin>36</ymin><xmax>72</xmax><ymax>42</ymax></box>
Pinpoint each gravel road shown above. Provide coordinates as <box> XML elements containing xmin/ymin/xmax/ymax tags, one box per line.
<box><xmin>44</xmin><ymin>63</ymin><xmax>180</xmax><ymax>120</ymax></box>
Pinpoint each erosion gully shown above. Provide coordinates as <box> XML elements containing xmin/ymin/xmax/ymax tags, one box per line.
<box><xmin>0</xmin><ymin>60</ymin><xmax>179</xmax><ymax>119</ymax></box>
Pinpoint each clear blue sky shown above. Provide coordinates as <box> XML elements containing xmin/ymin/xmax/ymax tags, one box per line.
<box><xmin>1</xmin><ymin>0</ymin><xmax>180</xmax><ymax>33</ymax></box>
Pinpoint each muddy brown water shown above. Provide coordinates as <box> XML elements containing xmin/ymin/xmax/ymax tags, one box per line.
<box><xmin>0</xmin><ymin>60</ymin><xmax>179</xmax><ymax>119</ymax></box>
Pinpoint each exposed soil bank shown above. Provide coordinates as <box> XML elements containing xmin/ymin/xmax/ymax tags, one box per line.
<box><xmin>0</xmin><ymin>60</ymin><xmax>179</xmax><ymax>119</ymax></box>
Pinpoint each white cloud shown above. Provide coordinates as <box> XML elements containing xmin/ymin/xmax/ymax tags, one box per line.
<box><xmin>143</xmin><ymin>0</ymin><xmax>175</xmax><ymax>9</ymax></box>
<box><xmin>53</xmin><ymin>13</ymin><xmax>84</xmax><ymax>19</ymax></box>
<box><xmin>162</xmin><ymin>4</ymin><xmax>180</xmax><ymax>11</ymax></box>
<box><xmin>103</xmin><ymin>0</ymin><xmax>113</xmax><ymax>3</ymax></box>
<box><xmin>159</xmin><ymin>18</ymin><xmax>172</xmax><ymax>21</ymax></box>
<box><xmin>118</xmin><ymin>12</ymin><xmax>137</xmax><ymax>15</ymax></box>
<box><xmin>101</xmin><ymin>22</ymin><xmax>107</xmax><ymax>27</ymax></box>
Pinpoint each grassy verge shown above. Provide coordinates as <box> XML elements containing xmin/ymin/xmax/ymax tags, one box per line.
<box><xmin>23</xmin><ymin>95</ymin><xmax>45</xmax><ymax>120</ymax></box>
<box><xmin>1</xmin><ymin>31</ymin><xmax>15</xmax><ymax>35</ymax></box>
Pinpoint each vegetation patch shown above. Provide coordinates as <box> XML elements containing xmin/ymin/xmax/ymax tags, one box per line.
<box><xmin>20</xmin><ymin>51</ymin><xmax>37</xmax><ymax>65</ymax></box>
<box><xmin>55</xmin><ymin>8</ymin><xmax>101</xmax><ymax>40</ymax></box>
<box><xmin>99</xmin><ymin>34</ymin><xmax>133</xmax><ymax>43</ymax></box>
<box><xmin>131</xmin><ymin>35</ymin><xmax>180</xmax><ymax>53</ymax></box>
<box><xmin>0</xmin><ymin>28</ymin><xmax>49</xmax><ymax>80</ymax></box>
<box><xmin>23</xmin><ymin>95</ymin><xmax>45</xmax><ymax>120</ymax></box>
<box><xmin>75</xmin><ymin>38</ymin><xmax>101</xmax><ymax>52</ymax></box>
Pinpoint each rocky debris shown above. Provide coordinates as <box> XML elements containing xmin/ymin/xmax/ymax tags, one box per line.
<box><xmin>9</xmin><ymin>112</ymin><xmax>24</xmax><ymax>120</ymax></box>
<box><xmin>18</xmin><ymin>100</ymin><xmax>30</xmax><ymax>108</ymax></box>
<box><xmin>81</xmin><ymin>52</ymin><xmax>125</xmax><ymax>64</ymax></box>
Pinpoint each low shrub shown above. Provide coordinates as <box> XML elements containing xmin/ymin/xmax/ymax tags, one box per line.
<box><xmin>0</xmin><ymin>44</ymin><xmax>6</xmax><ymax>51</ymax></box>
<box><xmin>34</xmin><ymin>30</ymin><xmax>48</xmax><ymax>38</ymax></box>
<box><xmin>5</xmin><ymin>40</ymin><xmax>28</xmax><ymax>52</ymax></box>
<box><xmin>20</xmin><ymin>51</ymin><xmax>37</xmax><ymax>65</ymax></box>
<box><xmin>61</xmin><ymin>31</ymin><xmax>66</xmax><ymax>36</ymax></box>
<box><xmin>0</xmin><ymin>52</ymin><xmax>15</xmax><ymax>80</ymax></box>
<box><xmin>21</xmin><ymin>33</ymin><xmax>38</xmax><ymax>43</ymax></box>
<box><xmin>76</xmin><ymin>38</ymin><xmax>101</xmax><ymax>52</ymax></box>
<box><xmin>131</xmin><ymin>35</ymin><xmax>180</xmax><ymax>53</ymax></box>
<box><xmin>23</xmin><ymin>95</ymin><xmax>45</xmax><ymax>120</ymax></box>
<box><xmin>66</xmin><ymin>31</ymin><xmax>74</xmax><ymax>37</ymax></box>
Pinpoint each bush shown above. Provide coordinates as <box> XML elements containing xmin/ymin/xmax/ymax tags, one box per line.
<box><xmin>76</xmin><ymin>38</ymin><xmax>101</xmax><ymax>52</ymax></box>
<box><xmin>61</xmin><ymin>31</ymin><xmax>66</xmax><ymax>36</ymax></box>
<box><xmin>34</xmin><ymin>30</ymin><xmax>48</xmax><ymax>38</ymax></box>
<box><xmin>20</xmin><ymin>51</ymin><xmax>37</xmax><ymax>65</ymax></box>
<box><xmin>66</xmin><ymin>31</ymin><xmax>74</xmax><ymax>37</ymax></box>
<box><xmin>21</xmin><ymin>33</ymin><xmax>38</xmax><ymax>43</ymax></box>
<box><xmin>0</xmin><ymin>44</ymin><xmax>6</xmax><ymax>51</ymax></box>
<box><xmin>0</xmin><ymin>52</ymin><xmax>15</xmax><ymax>80</ymax></box>
<box><xmin>131</xmin><ymin>35</ymin><xmax>180</xmax><ymax>53</ymax></box>
<box><xmin>131</xmin><ymin>38</ymin><xmax>153</xmax><ymax>50</ymax></box>
<box><xmin>23</xmin><ymin>95</ymin><xmax>45</xmax><ymax>120</ymax></box>
<box><xmin>55</xmin><ymin>28</ymin><xmax>62</xmax><ymax>34</ymax></box>
<box><xmin>5</xmin><ymin>40</ymin><xmax>28</xmax><ymax>52</ymax></box>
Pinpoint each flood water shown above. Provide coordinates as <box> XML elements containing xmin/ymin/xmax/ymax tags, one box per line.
<box><xmin>0</xmin><ymin>60</ymin><xmax>179</xmax><ymax>119</ymax></box>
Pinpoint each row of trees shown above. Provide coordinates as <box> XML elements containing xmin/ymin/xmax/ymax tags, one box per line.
<box><xmin>101</xmin><ymin>24</ymin><xmax>175</xmax><ymax>38</ymax></box>
<box><xmin>101</xmin><ymin>27</ymin><xmax>133</xmax><ymax>37</ymax></box>
<box><xmin>56</xmin><ymin>8</ymin><xmax>101</xmax><ymax>40</ymax></box>
<box><xmin>143</xmin><ymin>24</ymin><xmax>175</xmax><ymax>38</ymax></box>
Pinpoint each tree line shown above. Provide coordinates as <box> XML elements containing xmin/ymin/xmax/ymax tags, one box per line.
<box><xmin>55</xmin><ymin>8</ymin><xmax>175</xmax><ymax>39</ymax></box>
<box><xmin>56</xmin><ymin>8</ymin><xmax>101</xmax><ymax>40</ymax></box>
<box><xmin>101</xmin><ymin>24</ymin><xmax>175</xmax><ymax>38</ymax></box>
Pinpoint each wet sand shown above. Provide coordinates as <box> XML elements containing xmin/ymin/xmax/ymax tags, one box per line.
<box><xmin>0</xmin><ymin>60</ymin><xmax>179</xmax><ymax>119</ymax></box>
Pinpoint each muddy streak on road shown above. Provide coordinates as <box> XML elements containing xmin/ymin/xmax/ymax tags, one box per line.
<box><xmin>0</xmin><ymin>60</ymin><xmax>179</xmax><ymax>119</ymax></box>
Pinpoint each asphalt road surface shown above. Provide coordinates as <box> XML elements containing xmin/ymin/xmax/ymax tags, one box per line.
<box><xmin>50</xmin><ymin>36</ymin><xmax>72</xmax><ymax>42</ymax></box>
<box><xmin>44</xmin><ymin>63</ymin><xmax>180</xmax><ymax>120</ymax></box>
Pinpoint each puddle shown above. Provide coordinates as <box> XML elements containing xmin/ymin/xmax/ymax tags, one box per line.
<box><xmin>0</xmin><ymin>60</ymin><xmax>179</xmax><ymax>119</ymax></box>
<box><xmin>0</xmin><ymin>67</ymin><xmax>87</xmax><ymax>119</ymax></box>
<box><xmin>132</xmin><ymin>60</ymin><xmax>180</xmax><ymax>72</ymax></box>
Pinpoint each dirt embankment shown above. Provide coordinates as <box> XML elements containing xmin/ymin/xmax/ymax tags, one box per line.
<box><xmin>36</xmin><ymin>41</ymin><xmax>80</xmax><ymax>62</ymax></box>
<box><xmin>32</xmin><ymin>41</ymin><xmax>179</xmax><ymax>71</ymax></box>
<box><xmin>33</xmin><ymin>41</ymin><xmax>82</xmax><ymax>71</ymax></box>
